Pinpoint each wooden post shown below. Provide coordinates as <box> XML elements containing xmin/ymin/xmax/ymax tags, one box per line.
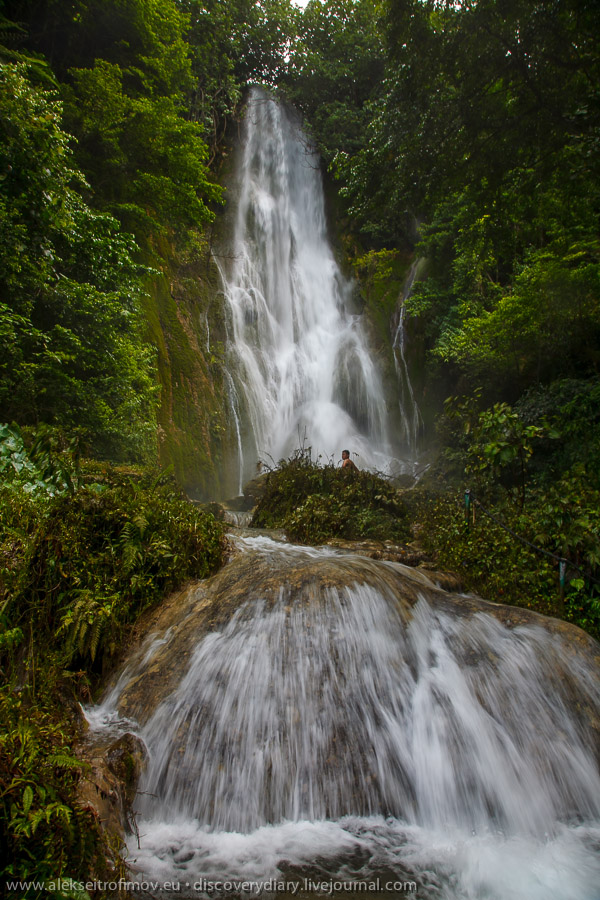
<box><xmin>558</xmin><ymin>558</ymin><xmax>567</xmax><ymax>614</ymax></box>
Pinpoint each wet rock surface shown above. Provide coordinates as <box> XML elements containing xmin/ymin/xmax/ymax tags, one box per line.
<box><xmin>324</xmin><ymin>537</ymin><xmax>428</xmax><ymax>567</ymax></box>
<box><xmin>83</xmin><ymin>532</ymin><xmax>600</xmax><ymax>878</ymax></box>
<box><xmin>98</xmin><ymin>536</ymin><xmax>600</xmax><ymax>744</ymax></box>
<box><xmin>77</xmin><ymin>731</ymin><xmax>147</xmax><ymax>849</ymax></box>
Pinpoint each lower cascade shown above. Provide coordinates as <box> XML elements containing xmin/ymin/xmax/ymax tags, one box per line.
<box><xmin>86</xmin><ymin>536</ymin><xmax>600</xmax><ymax>899</ymax></box>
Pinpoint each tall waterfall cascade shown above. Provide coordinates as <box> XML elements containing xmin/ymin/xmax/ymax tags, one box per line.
<box><xmin>86</xmin><ymin>536</ymin><xmax>600</xmax><ymax>900</ymax></box>
<box><xmin>216</xmin><ymin>89</ymin><xmax>399</xmax><ymax>492</ymax></box>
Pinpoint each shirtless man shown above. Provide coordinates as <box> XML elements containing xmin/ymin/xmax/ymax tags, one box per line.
<box><xmin>341</xmin><ymin>449</ymin><xmax>358</xmax><ymax>472</ymax></box>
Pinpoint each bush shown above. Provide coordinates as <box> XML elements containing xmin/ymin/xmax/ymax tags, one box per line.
<box><xmin>1</xmin><ymin>467</ymin><xmax>225</xmax><ymax>673</ymax></box>
<box><xmin>0</xmin><ymin>456</ymin><xmax>226</xmax><ymax>892</ymax></box>
<box><xmin>252</xmin><ymin>450</ymin><xmax>410</xmax><ymax>544</ymax></box>
<box><xmin>415</xmin><ymin>386</ymin><xmax>600</xmax><ymax>640</ymax></box>
<box><xmin>0</xmin><ymin>692</ymin><xmax>101</xmax><ymax>897</ymax></box>
<box><xmin>414</xmin><ymin>475</ymin><xmax>600</xmax><ymax>641</ymax></box>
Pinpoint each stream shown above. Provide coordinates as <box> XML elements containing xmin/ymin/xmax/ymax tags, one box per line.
<box><xmin>85</xmin><ymin>533</ymin><xmax>600</xmax><ymax>900</ymax></box>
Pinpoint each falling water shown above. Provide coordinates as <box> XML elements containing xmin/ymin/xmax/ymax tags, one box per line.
<box><xmin>393</xmin><ymin>261</ymin><xmax>423</xmax><ymax>456</ymax></box>
<box><xmin>87</xmin><ymin>538</ymin><xmax>600</xmax><ymax>899</ymax></box>
<box><xmin>216</xmin><ymin>89</ymin><xmax>394</xmax><ymax>485</ymax></box>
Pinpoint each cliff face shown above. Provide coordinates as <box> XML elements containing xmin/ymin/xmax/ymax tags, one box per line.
<box><xmin>146</xmin><ymin>226</ymin><xmax>413</xmax><ymax>501</ymax></box>
<box><xmin>132</xmin><ymin>128</ymin><xmax>243</xmax><ymax>501</ymax></box>
<box><xmin>141</xmin><ymin>235</ymin><xmax>229</xmax><ymax>500</ymax></box>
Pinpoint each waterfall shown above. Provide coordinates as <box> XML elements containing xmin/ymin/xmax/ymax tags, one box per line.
<box><xmin>87</xmin><ymin>538</ymin><xmax>600</xmax><ymax>899</ymax></box>
<box><xmin>393</xmin><ymin>261</ymin><xmax>423</xmax><ymax>456</ymax></box>
<box><xmin>215</xmin><ymin>89</ymin><xmax>394</xmax><ymax>484</ymax></box>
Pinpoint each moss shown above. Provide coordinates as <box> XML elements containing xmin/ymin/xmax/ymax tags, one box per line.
<box><xmin>354</xmin><ymin>250</ymin><xmax>412</xmax><ymax>345</ymax></box>
<box><xmin>139</xmin><ymin>234</ymin><xmax>230</xmax><ymax>499</ymax></box>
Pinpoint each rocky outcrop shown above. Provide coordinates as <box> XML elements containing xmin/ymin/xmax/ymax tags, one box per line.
<box><xmin>97</xmin><ymin>543</ymin><xmax>600</xmax><ymax>736</ymax></box>
<box><xmin>77</xmin><ymin>731</ymin><xmax>147</xmax><ymax>854</ymax></box>
<box><xmin>83</xmin><ymin>537</ymin><xmax>600</xmax><ymax>855</ymax></box>
<box><xmin>325</xmin><ymin>537</ymin><xmax>429</xmax><ymax>568</ymax></box>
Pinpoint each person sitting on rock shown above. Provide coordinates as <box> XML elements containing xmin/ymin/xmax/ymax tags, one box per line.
<box><xmin>341</xmin><ymin>449</ymin><xmax>358</xmax><ymax>472</ymax></box>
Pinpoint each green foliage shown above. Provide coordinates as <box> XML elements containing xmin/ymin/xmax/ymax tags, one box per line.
<box><xmin>0</xmin><ymin>692</ymin><xmax>99</xmax><ymax>894</ymax></box>
<box><xmin>0</xmin><ymin>63</ymin><xmax>158</xmax><ymax>460</ymax></box>
<box><xmin>282</xmin><ymin>0</ymin><xmax>384</xmax><ymax>172</ymax></box>
<box><xmin>416</xmin><ymin>492</ymin><xmax>556</xmax><ymax>613</ymax></box>
<box><xmin>252</xmin><ymin>450</ymin><xmax>410</xmax><ymax>543</ymax></box>
<box><xmin>277</xmin><ymin>0</ymin><xmax>388</xmax><ymax>248</ymax></box>
<box><xmin>417</xmin><ymin>386</ymin><xmax>600</xmax><ymax>640</ymax></box>
<box><xmin>1</xmin><ymin>0</ymin><xmax>296</xmax><ymax>236</ymax></box>
<box><xmin>426</xmin><ymin>232</ymin><xmax>600</xmax><ymax>390</ymax></box>
<box><xmin>63</xmin><ymin>62</ymin><xmax>223</xmax><ymax>235</ymax></box>
<box><xmin>1</xmin><ymin>0</ymin><xmax>226</xmax><ymax>268</ymax></box>
<box><xmin>234</xmin><ymin>0</ymin><xmax>300</xmax><ymax>87</ymax></box>
<box><xmin>468</xmin><ymin>405</ymin><xmax>544</xmax><ymax>488</ymax></box>
<box><xmin>443</xmin><ymin>394</ymin><xmax>552</xmax><ymax>506</ymax></box>
<box><xmin>0</xmin><ymin>467</ymin><xmax>225</xmax><ymax>673</ymax></box>
<box><xmin>0</xmin><ymin>0</ymin><xmax>252</xmax><ymax>488</ymax></box>
<box><xmin>347</xmin><ymin>0</ymin><xmax>600</xmax><ymax>237</ymax></box>
<box><xmin>531</xmin><ymin>468</ymin><xmax>600</xmax><ymax>571</ymax></box>
<box><xmin>416</xmin><ymin>481</ymin><xmax>600</xmax><ymax>641</ymax></box>
<box><xmin>181</xmin><ymin>0</ymin><xmax>241</xmax><ymax>147</ymax></box>
<box><xmin>351</xmin><ymin>249</ymin><xmax>412</xmax><ymax>342</ymax></box>
<box><xmin>0</xmin><ymin>11</ymin><xmax>57</xmax><ymax>86</ymax></box>
<box><xmin>439</xmin><ymin>379</ymin><xmax>600</xmax><ymax>495</ymax></box>
<box><xmin>516</xmin><ymin>378</ymin><xmax>600</xmax><ymax>482</ymax></box>
<box><xmin>0</xmin><ymin>424</ymin><xmax>80</xmax><ymax>497</ymax></box>
<box><xmin>0</xmin><ymin>453</ymin><xmax>225</xmax><ymax>891</ymax></box>
<box><xmin>339</xmin><ymin>0</ymin><xmax>600</xmax><ymax>413</ymax></box>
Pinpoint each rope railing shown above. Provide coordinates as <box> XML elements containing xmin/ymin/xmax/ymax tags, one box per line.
<box><xmin>464</xmin><ymin>489</ymin><xmax>600</xmax><ymax>596</ymax></box>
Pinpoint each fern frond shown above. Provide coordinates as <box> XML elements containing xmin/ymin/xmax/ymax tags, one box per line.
<box><xmin>46</xmin><ymin>754</ymin><xmax>85</xmax><ymax>770</ymax></box>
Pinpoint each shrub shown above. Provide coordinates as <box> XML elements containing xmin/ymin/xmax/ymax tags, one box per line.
<box><xmin>1</xmin><ymin>470</ymin><xmax>225</xmax><ymax>673</ymax></box>
<box><xmin>0</xmin><ymin>437</ymin><xmax>226</xmax><ymax>678</ymax></box>
<box><xmin>252</xmin><ymin>450</ymin><xmax>410</xmax><ymax>544</ymax></box>
<box><xmin>0</xmin><ymin>692</ymin><xmax>101</xmax><ymax>897</ymax></box>
<box><xmin>414</xmin><ymin>474</ymin><xmax>600</xmax><ymax>641</ymax></box>
<box><xmin>0</xmin><ymin>457</ymin><xmax>226</xmax><ymax>891</ymax></box>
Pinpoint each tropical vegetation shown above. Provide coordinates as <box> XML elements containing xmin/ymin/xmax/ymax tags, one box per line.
<box><xmin>0</xmin><ymin>0</ymin><xmax>599</xmax><ymax>890</ymax></box>
<box><xmin>252</xmin><ymin>448</ymin><xmax>410</xmax><ymax>543</ymax></box>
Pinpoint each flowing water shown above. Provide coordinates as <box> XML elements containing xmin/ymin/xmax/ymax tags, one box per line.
<box><xmin>393</xmin><ymin>262</ymin><xmax>423</xmax><ymax>457</ymax></box>
<box><xmin>216</xmin><ymin>89</ymin><xmax>400</xmax><ymax>492</ymax></box>
<box><xmin>87</xmin><ymin>536</ymin><xmax>600</xmax><ymax>899</ymax></box>
<box><xmin>84</xmin><ymin>90</ymin><xmax>600</xmax><ymax>900</ymax></box>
